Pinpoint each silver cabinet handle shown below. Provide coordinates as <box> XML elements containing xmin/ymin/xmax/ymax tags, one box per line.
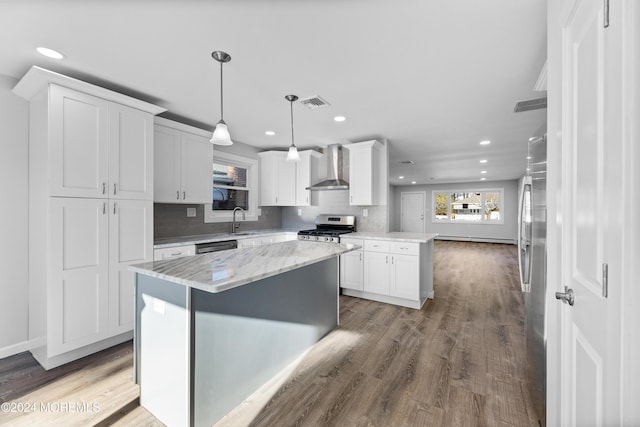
<box><xmin>113</xmin><ymin>202</ymin><xmax>117</xmax><ymax>214</ymax></box>
<box><xmin>359</xmin><ymin>253</ymin><xmax>362</xmax><ymax>261</ymax></box>
<box><xmin>171</xmin><ymin>252</ymin><xmax>181</xmax><ymax>256</ymax></box>
<box><xmin>391</xmin><ymin>256</ymin><xmax>394</xmax><ymax>264</ymax></box>
<box><xmin>113</xmin><ymin>183</ymin><xmax>117</xmax><ymax>195</ymax></box>
<box><xmin>385</xmin><ymin>256</ymin><xmax>388</xmax><ymax>264</ymax></box>
<box><xmin>102</xmin><ymin>182</ymin><xmax>106</xmax><ymax>194</ymax></box>
<box><xmin>183</xmin><ymin>191</ymin><xmax>186</xmax><ymax>200</ymax></box>
<box><xmin>177</xmin><ymin>190</ymin><xmax>180</xmax><ymax>200</ymax></box>
<box><xmin>103</xmin><ymin>202</ymin><xmax>106</xmax><ymax>214</ymax></box>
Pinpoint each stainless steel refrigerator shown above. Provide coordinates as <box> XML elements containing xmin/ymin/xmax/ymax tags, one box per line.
<box><xmin>518</xmin><ymin>133</ymin><xmax>547</xmax><ymax>425</ymax></box>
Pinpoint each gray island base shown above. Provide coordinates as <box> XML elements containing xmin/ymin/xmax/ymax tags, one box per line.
<box><xmin>131</xmin><ymin>241</ymin><xmax>357</xmax><ymax>427</ymax></box>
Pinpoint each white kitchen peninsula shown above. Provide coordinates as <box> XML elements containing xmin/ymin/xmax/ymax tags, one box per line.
<box><xmin>130</xmin><ymin>240</ymin><xmax>358</xmax><ymax>427</ymax></box>
<box><xmin>340</xmin><ymin>232</ymin><xmax>437</xmax><ymax>309</ymax></box>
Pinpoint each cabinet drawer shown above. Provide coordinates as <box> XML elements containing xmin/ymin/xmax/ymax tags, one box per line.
<box><xmin>153</xmin><ymin>245</ymin><xmax>196</xmax><ymax>260</ymax></box>
<box><xmin>340</xmin><ymin>238</ymin><xmax>364</xmax><ymax>247</ymax></box>
<box><xmin>389</xmin><ymin>241</ymin><xmax>420</xmax><ymax>256</ymax></box>
<box><xmin>364</xmin><ymin>240</ymin><xmax>390</xmax><ymax>253</ymax></box>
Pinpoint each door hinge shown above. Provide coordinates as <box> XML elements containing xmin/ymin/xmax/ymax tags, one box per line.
<box><xmin>602</xmin><ymin>263</ymin><xmax>609</xmax><ymax>298</ymax></box>
<box><xmin>604</xmin><ymin>0</ymin><xmax>610</xmax><ymax>28</ymax></box>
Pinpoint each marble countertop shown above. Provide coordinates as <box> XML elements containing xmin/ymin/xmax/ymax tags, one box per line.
<box><xmin>341</xmin><ymin>232</ymin><xmax>438</xmax><ymax>243</ymax></box>
<box><xmin>131</xmin><ymin>240</ymin><xmax>358</xmax><ymax>293</ymax></box>
<box><xmin>154</xmin><ymin>229</ymin><xmax>298</xmax><ymax>249</ymax></box>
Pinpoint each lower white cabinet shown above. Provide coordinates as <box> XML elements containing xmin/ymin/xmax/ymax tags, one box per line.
<box><xmin>340</xmin><ymin>237</ymin><xmax>434</xmax><ymax>309</ymax></box>
<box><xmin>153</xmin><ymin>245</ymin><xmax>196</xmax><ymax>260</ymax></box>
<box><xmin>34</xmin><ymin>197</ymin><xmax>152</xmax><ymax>368</ymax></box>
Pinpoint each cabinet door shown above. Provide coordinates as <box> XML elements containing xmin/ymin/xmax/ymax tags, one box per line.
<box><xmin>259</xmin><ymin>154</ymin><xmax>277</xmax><ymax>206</ymax></box>
<box><xmin>153</xmin><ymin>125</ymin><xmax>182</xmax><ymax>202</ymax></box>
<box><xmin>276</xmin><ymin>156</ymin><xmax>297</xmax><ymax>206</ymax></box>
<box><xmin>109</xmin><ymin>103</ymin><xmax>154</xmax><ymax>200</ymax></box>
<box><xmin>181</xmin><ymin>132</ymin><xmax>213</xmax><ymax>204</ymax></box>
<box><xmin>49</xmin><ymin>198</ymin><xmax>109</xmax><ymax>356</ymax></box>
<box><xmin>340</xmin><ymin>250</ymin><xmax>363</xmax><ymax>291</ymax></box>
<box><xmin>363</xmin><ymin>251</ymin><xmax>390</xmax><ymax>295</ymax></box>
<box><xmin>49</xmin><ymin>85</ymin><xmax>109</xmax><ymax>198</ymax></box>
<box><xmin>296</xmin><ymin>153</ymin><xmax>311</xmax><ymax>206</ymax></box>
<box><xmin>349</xmin><ymin>147</ymin><xmax>373</xmax><ymax>205</ymax></box>
<box><xmin>109</xmin><ymin>200</ymin><xmax>153</xmax><ymax>334</ymax></box>
<box><xmin>390</xmin><ymin>254</ymin><xmax>420</xmax><ymax>300</ymax></box>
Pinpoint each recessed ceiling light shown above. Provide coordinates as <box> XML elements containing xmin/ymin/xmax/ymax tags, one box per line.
<box><xmin>526</xmin><ymin>156</ymin><xmax>532</xmax><ymax>160</ymax></box>
<box><xmin>481</xmin><ymin>170</ymin><xmax>487</xmax><ymax>174</ymax></box>
<box><xmin>481</xmin><ymin>177</ymin><xmax>486</xmax><ymax>181</ymax></box>
<box><xmin>411</xmin><ymin>181</ymin><xmax>416</xmax><ymax>184</ymax></box>
<box><xmin>265</xmin><ymin>131</ymin><xmax>275</xmax><ymax>136</ymax></box>
<box><xmin>480</xmin><ymin>159</ymin><xmax>488</xmax><ymax>163</ymax></box>
<box><xmin>480</xmin><ymin>140</ymin><xmax>491</xmax><ymax>145</ymax></box>
<box><xmin>334</xmin><ymin>116</ymin><xmax>346</xmax><ymax>122</ymax></box>
<box><xmin>398</xmin><ymin>176</ymin><xmax>404</xmax><ymax>179</ymax></box>
<box><xmin>529</xmin><ymin>137</ymin><xmax>536</xmax><ymax>141</ymax></box>
<box><xmin>36</xmin><ymin>47</ymin><xmax>64</xmax><ymax>59</ymax></box>
<box><xmin>526</xmin><ymin>167</ymin><xmax>531</xmax><ymax>171</ymax></box>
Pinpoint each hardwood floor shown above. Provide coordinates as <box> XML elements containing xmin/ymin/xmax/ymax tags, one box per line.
<box><xmin>0</xmin><ymin>241</ymin><xmax>541</xmax><ymax>426</ymax></box>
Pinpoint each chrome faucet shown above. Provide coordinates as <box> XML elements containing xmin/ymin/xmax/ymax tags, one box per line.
<box><xmin>232</xmin><ymin>207</ymin><xmax>246</xmax><ymax>234</ymax></box>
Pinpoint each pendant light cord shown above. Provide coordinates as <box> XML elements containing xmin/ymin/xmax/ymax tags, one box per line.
<box><xmin>290</xmin><ymin>100</ymin><xmax>295</xmax><ymax>147</ymax></box>
<box><xmin>219</xmin><ymin>61</ymin><xmax>224</xmax><ymax>121</ymax></box>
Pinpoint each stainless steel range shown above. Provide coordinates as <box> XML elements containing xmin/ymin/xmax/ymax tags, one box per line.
<box><xmin>297</xmin><ymin>214</ymin><xmax>356</xmax><ymax>243</ymax></box>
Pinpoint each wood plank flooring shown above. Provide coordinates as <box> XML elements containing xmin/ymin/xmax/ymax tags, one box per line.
<box><xmin>0</xmin><ymin>241</ymin><xmax>541</xmax><ymax>426</ymax></box>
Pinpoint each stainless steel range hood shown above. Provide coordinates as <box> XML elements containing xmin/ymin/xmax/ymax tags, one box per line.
<box><xmin>306</xmin><ymin>144</ymin><xmax>349</xmax><ymax>190</ymax></box>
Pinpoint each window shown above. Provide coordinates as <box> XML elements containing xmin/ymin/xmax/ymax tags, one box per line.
<box><xmin>432</xmin><ymin>189</ymin><xmax>504</xmax><ymax>224</ymax></box>
<box><xmin>204</xmin><ymin>151</ymin><xmax>259</xmax><ymax>223</ymax></box>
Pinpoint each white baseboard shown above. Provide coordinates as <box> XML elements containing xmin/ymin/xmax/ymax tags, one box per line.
<box><xmin>435</xmin><ymin>235</ymin><xmax>516</xmax><ymax>245</ymax></box>
<box><xmin>0</xmin><ymin>339</ymin><xmax>35</xmax><ymax>360</ymax></box>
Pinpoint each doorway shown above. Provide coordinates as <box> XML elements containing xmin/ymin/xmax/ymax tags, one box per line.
<box><xmin>400</xmin><ymin>191</ymin><xmax>425</xmax><ymax>233</ymax></box>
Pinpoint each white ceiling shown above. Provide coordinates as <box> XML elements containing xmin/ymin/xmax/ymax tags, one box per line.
<box><xmin>1</xmin><ymin>0</ymin><xmax>547</xmax><ymax>185</ymax></box>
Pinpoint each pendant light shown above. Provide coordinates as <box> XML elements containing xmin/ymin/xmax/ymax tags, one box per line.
<box><xmin>210</xmin><ymin>51</ymin><xmax>233</xmax><ymax>145</ymax></box>
<box><xmin>285</xmin><ymin>94</ymin><xmax>300</xmax><ymax>162</ymax></box>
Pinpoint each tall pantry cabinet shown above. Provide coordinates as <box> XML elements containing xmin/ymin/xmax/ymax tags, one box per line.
<box><xmin>13</xmin><ymin>67</ymin><xmax>165</xmax><ymax>369</ymax></box>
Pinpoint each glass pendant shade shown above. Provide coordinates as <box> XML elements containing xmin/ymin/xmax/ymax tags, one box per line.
<box><xmin>210</xmin><ymin>120</ymin><xmax>232</xmax><ymax>145</ymax></box>
<box><xmin>286</xmin><ymin>145</ymin><xmax>300</xmax><ymax>162</ymax></box>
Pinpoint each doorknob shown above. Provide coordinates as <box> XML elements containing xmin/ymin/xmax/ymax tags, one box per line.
<box><xmin>555</xmin><ymin>286</ymin><xmax>575</xmax><ymax>306</ymax></box>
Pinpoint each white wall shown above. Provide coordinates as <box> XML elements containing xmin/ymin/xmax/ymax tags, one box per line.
<box><xmin>391</xmin><ymin>179</ymin><xmax>519</xmax><ymax>244</ymax></box>
<box><xmin>0</xmin><ymin>74</ymin><xmax>30</xmax><ymax>357</ymax></box>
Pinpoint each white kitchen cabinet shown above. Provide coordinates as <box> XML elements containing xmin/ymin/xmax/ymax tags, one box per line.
<box><xmin>341</xmin><ymin>237</ymin><xmax>433</xmax><ymax>309</ymax></box>
<box><xmin>154</xmin><ymin>118</ymin><xmax>213</xmax><ymax>204</ymax></box>
<box><xmin>108</xmin><ymin>200</ymin><xmax>153</xmax><ymax>335</ymax></box>
<box><xmin>258</xmin><ymin>150</ymin><xmax>321</xmax><ymax>206</ymax></box>
<box><xmin>344</xmin><ymin>140</ymin><xmax>387</xmax><ymax>206</ymax></box>
<box><xmin>14</xmin><ymin>66</ymin><xmax>164</xmax><ymax>369</ymax></box>
<box><xmin>153</xmin><ymin>245</ymin><xmax>196</xmax><ymax>261</ymax></box>
<box><xmin>48</xmin><ymin>197</ymin><xmax>110</xmax><ymax>356</ymax></box>
<box><xmin>238</xmin><ymin>236</ymin><xmax>262</xmax><ymax>248</ymax></box>
<box><xmin>339</xmin><ymin>238</ymin><xmax>364</xmax><ymax>291</ymax></box>
<box><xmin>48</xmin><ymin>85</ymin><xmax>154</xmax><ymax>200</ymax></box>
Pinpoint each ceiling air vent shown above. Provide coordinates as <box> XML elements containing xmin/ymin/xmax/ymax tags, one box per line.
<box><xmin>299</xmin><ymin>95</ymin><xmax>331</xmax><ymax>110</ymax></box>
<box><xmin>514</xmin><ymin>97</ymin><xmax>547</xmax><ymax>112</ymax></box>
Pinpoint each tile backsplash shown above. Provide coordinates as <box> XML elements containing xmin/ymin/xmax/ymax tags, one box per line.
<box><xmin>281</xmin><ymin>190</ymin><xmax>388</xmax><ymax>232</ymax></box>
<box><xmin>154</xmin><ymin>204</ymin><xmax>282</xmax><ymax>239</ymax></box>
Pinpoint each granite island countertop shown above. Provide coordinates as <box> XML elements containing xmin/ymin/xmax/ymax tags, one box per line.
<box><xmin>342</xmin><ymin>232</ymin><xmax>438</xmax><ymax>243</ymax></box>
<box><xmin>154</xmin><ymin>229</ymin><xmax>299</xmax><ymax>249</ymax></box>
<box><xmin>131</xmin><ymin>240</ymin><xmax>358</xmax><ymax>293</ymax></box>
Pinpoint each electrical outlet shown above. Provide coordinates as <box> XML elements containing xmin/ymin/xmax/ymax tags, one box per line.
<box><xmin>257</xmin><ymin>208</ymin><xmax>262</xmax><ymax>216</ymax></box>
<box><xmin>298</xmin><ymin>209</ymin><xmax>302</xmax><ymax>216</ymax></box>
<box><xmin>186</xmin><ymin>207</ymin><xmax>196</xmax><ymax>217</ymax></box>
<box><xmin>363</xmin><ymin>208</ymin><xmax>369</xmax><ymax>217</ymax></box>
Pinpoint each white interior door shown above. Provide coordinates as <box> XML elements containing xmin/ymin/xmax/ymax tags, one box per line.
<box><xmin>557</xmin><ymin>0</ymin><xmax>621</xmax><ymax>424</ymax></box>
<box><xmin>400</xmin><ymin>191</ymin><xmax>425</xmax><ymax>232</ymax></box>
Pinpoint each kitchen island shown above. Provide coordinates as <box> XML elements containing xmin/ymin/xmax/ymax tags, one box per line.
<box><xmin>130</xmin><ymin>240</ymin><xmax>358</xmax><ymax>427</ymax></box>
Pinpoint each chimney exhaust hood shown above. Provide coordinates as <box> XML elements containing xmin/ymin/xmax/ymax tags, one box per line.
<box><xmin>306</xmin><ymin>144</ymin><xmax>349</xmax><ymax>191</ymax></box>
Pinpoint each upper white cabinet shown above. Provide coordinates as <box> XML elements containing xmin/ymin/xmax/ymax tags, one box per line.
<box><xmin>258</xmin><ymin>150</ymin><xmax>321</xmax><ymax>206</ymax></box>
<box><xmin>344</xmin><ymin>140</ymin><xmax>388</xmax><ymax>206</ymax></box>
<box><xmin>153</xmin><ymin>117</ymin><xmax>213</xmax><ymax>204</ymax></box>
<box><xmin>48</xmin><ymin>85</ymin><xmax>154</xmax><ymax>200</ymax></box>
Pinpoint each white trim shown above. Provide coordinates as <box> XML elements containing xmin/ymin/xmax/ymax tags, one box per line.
<box><xmin>12</xmin><ymin>66</ymin><xmax>166</xmax><ymax>114</ymax></box>
<box><xmin>204</xmin><ymin>151</ymin><xmax>259</xmax><ymax>223</ymax></box>
<box><xmin>154</xmin><ymin>116</ymin><xmax>212</xmax><ymax>138</ymax></box>
<box><xmin>0</xmin><ymin>339</ymin><xmax>35</xmax><ymax>359</ymax></box>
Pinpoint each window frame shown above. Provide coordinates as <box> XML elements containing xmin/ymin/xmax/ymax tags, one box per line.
<box><xmin>431</xmin><ymin>188</ymin><xmax>505</xmax><ymax>225</ymax></box>
<box><xmin>204</xmin><ymin>151</ymin><xmax>259</xmax><ymax>223</ymax></box>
